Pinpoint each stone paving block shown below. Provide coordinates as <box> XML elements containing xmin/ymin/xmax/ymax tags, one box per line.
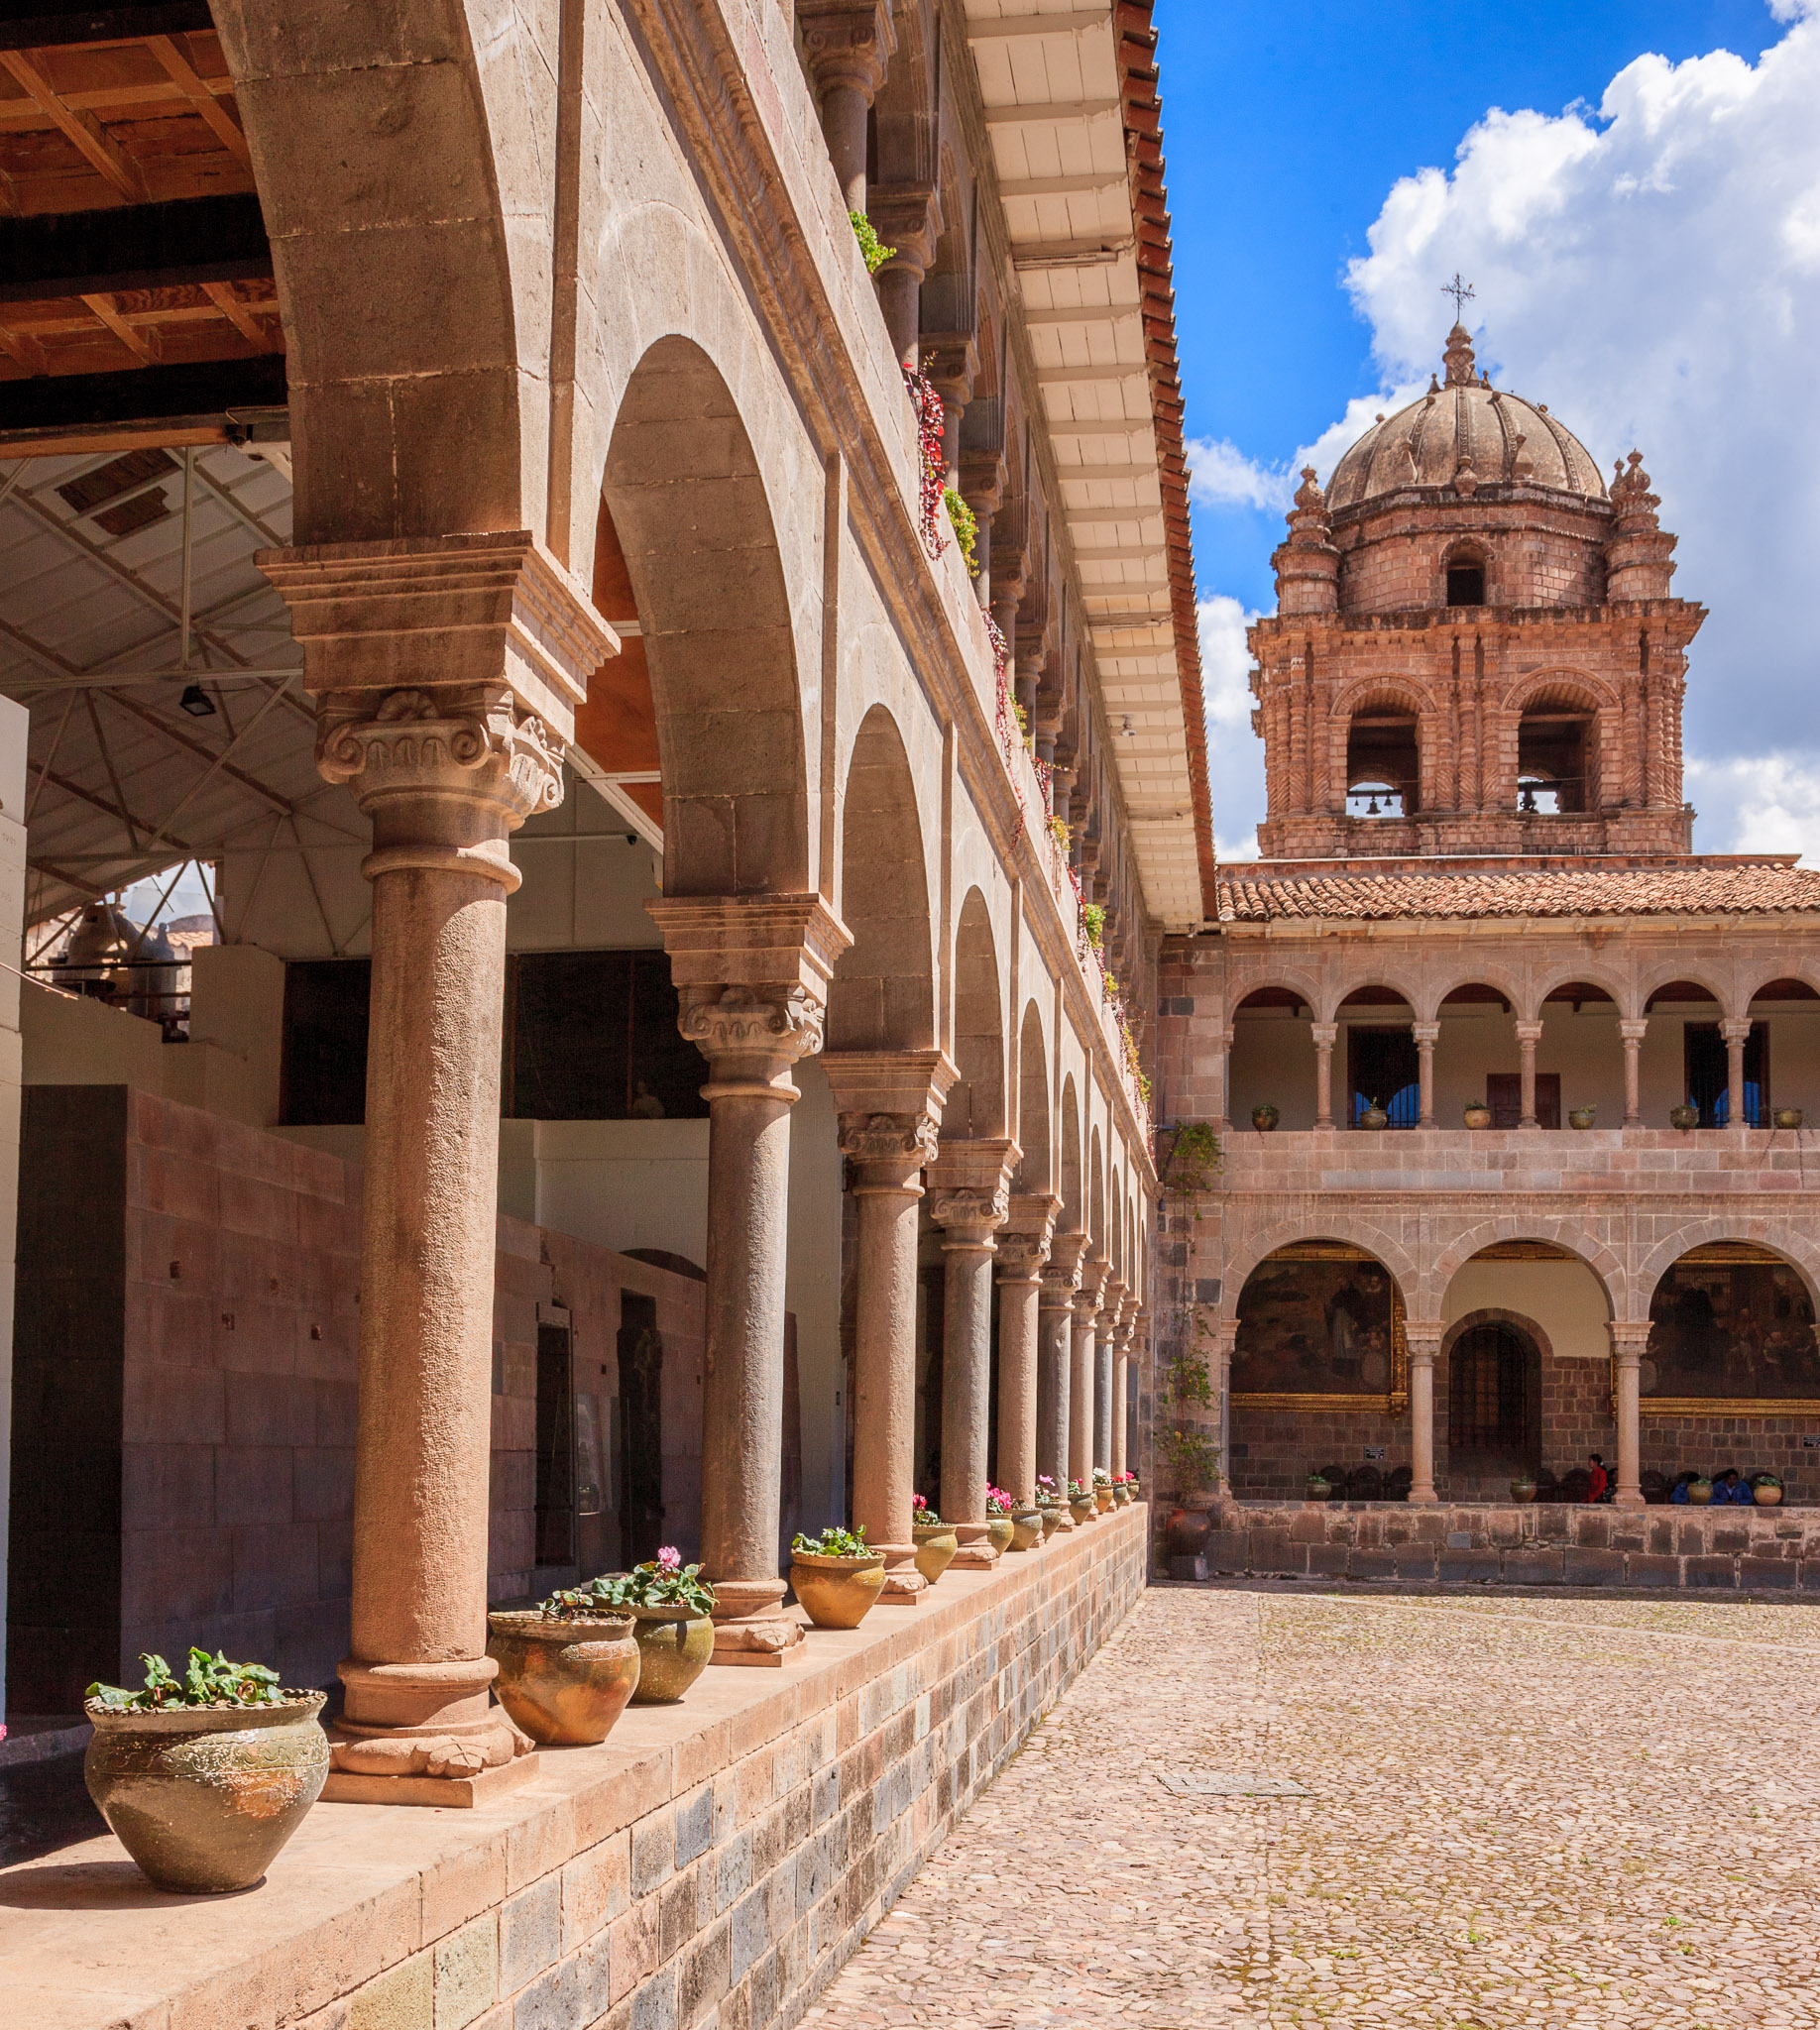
<box><xmin>1563</xmin><ymin>1546</ymin><xmax>1627</xmax><ymax>1586</ymax></box>
<box><xmin>1346</xmin><ymin>1547</ymin><xmax>1398</xmax><ymax>1580</ymax></box>
<box><xmin>1502</xmin><ymin>1548</ymin><xmax>1565</xmax><ymax>1584</ymax></box>
<box><xmin>1740</xmin><ymin>1554</ymin><xmax>1797</xmax><ymax>1591</ymax></box>
<box><xmin>1626</xmin><ymin>1552</ymin><xmax>1682</xmax><ymax>1587</ymax></box>
<box><xmin>1684</xmin><ymin>1553</ymin><xmax>1739</xmax><ymax>1588</ymax></box>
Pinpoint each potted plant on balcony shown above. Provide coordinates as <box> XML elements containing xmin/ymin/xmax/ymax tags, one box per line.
<box><xmin>1036</xmin><ymin>1474</ymin><xmax>1066</xmax><ymax>1538</ymax></box>
<box><xmin>1250</xmin><ymin>1102</ymin><xmax>1280</xmax><ymax>1132</ymax></box>
<box><xmin>1774</xmin><ymin>1107</ymin><xmax>1805</xmax><ymax>1130</ymax></box>
<box><xmin>791</xmin><ymin>1524</ymin><xmax>887</xmax><ymax>1628</ymax></box>
<box><xmin>911</xmin><ymin>1495</ymin><xmax>959</xmax><ymax>1582</ymax></box>
<box><xmin>1067</xmin><ymin>1478</ymin><xmax>1097</xmax><ymax>1524</ymax></box>
<box><xmin>1006</xmin><ymin>1492</ymin><xmax>1044</xmax><ymax>1549</ymax></box>
<box><xmin>1359</xmin><ymin>1097</ymin><xmax>1390</xmax><ymax>1130</ymax></box>
<box><xmin>983</xmin><ymin>1486</ymin><xmax>1018</xmax><ymax>1553</ymax></box>
<box><xmin>84</xmin><ymin>1647</ymin><xmax>328</xmax><ymax>1892</ymax></box>
<box><xmin>1463</xmin><ymin>1099</ymin><xmax>1493</xmax><ymax>1129</ymax></box>
<box><xmin>1669</xmin><ymin>1101</ymin><xmax>1700</xmax><ymax>1131</ymax></box>
<box><xmin>1753</xmin><ymin>1472</ymin><xmax>1785</xmax><ymax>1507</ymax></box>
<box><xmin>1305</xmin><ymin>1470</ymin><xmax>1331</xmax><ymax>1502</ymax></box>
<box><xmin>488</xmin><ymin>1585</ymin><xmax>641</xmax><ymax>1746</ymax></box>
<box><xmin>561</xmin><ymin>1549</ymin><xmax>717</xmax><ymax>1704</ymax></box>
<box><xmin>1092</xmin><ymin>1467</ymin><xmax>1115</xmax><ymax>1513</ymax></box>
<box><xmin>1568</xmin><ymin>1104</ymin><xmax>1596</xmax><ymax>1130</ymax></box>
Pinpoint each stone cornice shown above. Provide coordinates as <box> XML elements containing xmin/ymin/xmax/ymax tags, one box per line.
<box><xmin>623</xmin><ymin>0</ymin><xmax>1157</xmax><ymax>1187</ymax></box>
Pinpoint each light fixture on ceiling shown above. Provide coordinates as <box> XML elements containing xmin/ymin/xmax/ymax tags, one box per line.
<box><xmin>178</xmin><ymin>683</ymin><xmax>217</xmax><ymax>719</ymax></box>
<box><xmin>1119</xmin><ymin>715</ymin><xmax>1136</xmax><ymax>737</ymax></box>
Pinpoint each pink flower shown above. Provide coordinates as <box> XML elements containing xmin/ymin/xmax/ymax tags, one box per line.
<box><xmin>656</xmin><ymin>1546</ymin><xmax>682</xmax><ymax>1573</ymax></box>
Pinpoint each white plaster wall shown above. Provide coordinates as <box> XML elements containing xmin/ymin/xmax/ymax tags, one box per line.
<box><xmin>0</xmin><ymin>696</ymin><xmax>25</xmax><ymax>1726</ymax></box>
<box><xmin>1229</xmin><ymin>1012</ymin><xmax>1315</xmax><ymax>1129</ymax></box>
<box><xmin>1441</xmin><ymin>1258</ymin><xmax>1612</xmax><ymax>1360</ymax></box>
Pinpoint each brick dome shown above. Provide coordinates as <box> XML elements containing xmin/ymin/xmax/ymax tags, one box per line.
<box><xmin>1325</xmin><ymin>324</ymin><xmax>1608</xmax><ymax>512</ymax></box>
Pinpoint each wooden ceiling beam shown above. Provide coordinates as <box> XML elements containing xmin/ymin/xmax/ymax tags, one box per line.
<box><xmin>144</xmin><ymin>32</ymin><xmax>248</xmax><ymax>163</ymax></box>
<box><xmin>0</xmin><ymin>7</ymin><xmax>215</xmax><ymax>56</ymax></box>
<box><xmin>199</xmin><ymin>280</ymin><xmax>268</xmax><ymax>347</ymax></box>
<box><xmin>0</xmin><ymin>318</ymin><xmax>49</xmax><ymax>375</ymax></box>
<box><xmin>0</xmin><ymin>192</ymin><xmax>270</xmax><ymax>302</ymax></box>
<box><xmin>79</xmin><ymin>289</ymin><xmax>160</xmax><ymax>364</ymax></box>
<box><xmin>0</xmin><ymin>48</ymin><xmax>148</xmax><ymax>202</ymax></box>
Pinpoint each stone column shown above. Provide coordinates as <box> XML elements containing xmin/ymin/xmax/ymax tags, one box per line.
<box><xmin>868</xmin><ymin>187</ymin><xmax>940</xmax><ymax>370</ymax></box>
<box><xmin>1094</xmin><ymin>1281</ymin><xmax>1127</xmax><ymax>1475</ymax></box>
<box><xmin>1721</xmin><ymin>1017</ymin><xmax>1753</xmax><ymax>1127</ymax></box>
<box><xmin>1071</xmin><ymin>1260</ymin><xmax>1110</xmax><ymax>1489</ymax></box>
<box><xmin>1610</xmin><ymin>1321</ymin><xmax>1649</xmax><ymax>1511</ymax></box>
<box><xmin>1211</xmin><ymin>1317</ymin><xmax>1238</xmax><ymax>1494</ymax></box>
<box><xmin>263</xmin><ymin>532</ymin><xmax>613</xmax><ymax>1804</ymax></box>
<box><xmin>797</xmin><ymin>0</ymin><xmax>895</xmax><ymax>213</ymax></box>
<box><xmin>929</xmin><ymin>1140</ymin><xmax>1017</xmax><ymax>1568</ymax></box>
<box><xmin>1515</xmin><ymin>1019</ymin><xmax>1543</xmax><ymax>1128</ymax></box>
<box><xmin>650</xmin><ymin>897</ymin><xmax>853</xmax><ymax>1660</ymax></box>
<box><xmin>1212</xmin><ymin>1024</ymin><xmax>1234</xmax><ymax>1131</ymax></box>
<box><xmin>1039</xmin><ymin>1234</ymin><xmax>1085</xmax><ymax>1516</ymax></box>
<box><xmin>995</xmin><ymin>1196</ymin><xmax>1058</xmax><ymax>1503</ymax></box>
<box><xmin>1620</xmin><ymin>1018</ymin><xmax>1647</xmax><ymax>1125</ymax></box>
<box><xmin>1414</xmin><ymin>1022</ymin><xmax>1438</xmax><ymax>1127</ymax></box>
<box><xmin>1312</xmin><ymin>1021</ymin><xmax>1337</xmax><ymax>1129</ymax></box>
<box><xmin>823</xmin><ymin>1051</ymin><xmax>956</xmax><ymax>1604</ymax></box>
<box><xmin>1407</xmin><ymin>1325</ymin><xmax>1443</xmax><ymax>1504</ymax></box>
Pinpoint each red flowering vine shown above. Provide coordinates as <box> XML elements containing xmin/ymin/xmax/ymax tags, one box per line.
<box><xmin>904</xmin><ymin>368</ymin><xmax>948</xmax><ymax>561</ymax></box>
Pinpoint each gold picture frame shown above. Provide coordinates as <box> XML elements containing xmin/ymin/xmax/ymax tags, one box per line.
<box><xmin>1231</xmin><ymin>1253</ymin><xmax>1409</xmax><ymax>1414</ymax></box>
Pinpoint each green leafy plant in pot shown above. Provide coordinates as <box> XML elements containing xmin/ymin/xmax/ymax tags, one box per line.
<box><xmin>487</xmin><ymin>1582</ymin><xmax>641</xmax><ymax>1746</ymax></box>
<box><xmin>556</xmin><ymin>1549</ymin><xmax>717</xmax><ymax>1703</ymax></box>
<box><xmin>791</xmin><ymin>1523</ymin><xmax>886</xmax><ymax>1628</ymax></box>
<box><xmin>84</xmin><ymin>1647</ymin><xmax>328</xmax><ymax>1893</ymax></box>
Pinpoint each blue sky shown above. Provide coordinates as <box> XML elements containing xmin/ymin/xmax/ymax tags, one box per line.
<box><xmin>1153</xmin><ymin>1</ymin><xmax>1820</xmax><ymax>857</ymax></box>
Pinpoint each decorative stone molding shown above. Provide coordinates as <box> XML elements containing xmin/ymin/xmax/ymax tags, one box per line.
<box><xmin>259</xmin><ymin>529</ymin><xmax>617</xmax><ymax>742</ymax></box>
<box><xmin>648</xmin><ymin>893</ymin><xmax>852</xmax><ymax>1008</ymax></box>
<box><xmin>796</xmin><ymin>0</ymin><xmax>896</xmax><ymax>99</ymax></box>
<box><xmin>838</xmin><ymin>1109</ymin><xmax>941</xmax><ymax>1168</ymax></box>
<box><xmin>681</xmin><ymin>984</ymin><xmax>827</xmax><ymax>1067</ymax></box>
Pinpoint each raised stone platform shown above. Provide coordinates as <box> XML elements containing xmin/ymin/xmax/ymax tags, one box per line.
<box><xmin>0</xmin><ymin>1505</ymin><xmax>1145</xmax><ymax>2030</ymax></box>
<box><xmin>1196</xmin><ymin>1499</ymin><xmax>1820</xmax><ymax>1590</ymax></box>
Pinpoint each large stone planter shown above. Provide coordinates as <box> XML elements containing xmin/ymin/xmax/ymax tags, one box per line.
<box><xmin>1037</xmin><ymin>1504</ymin><xmax>1064</xmax><ymax>1540</ymax></box>
<box><xmin>791</xmin><ymin>1550</ymin><xmax>886</xmax><ymax>1628</ymax></box>
<box><xmin>1068</xmin><ymin>1494</ymin><xmax>1096</xmax><ymax>1525</ymax></box>
<box><xmin>626</xmin><ymin>1605</ymin><xmax>716</xmax><ymax>1704</ymax></box>
<box><xmin>1094</xmin><ymin>1487</ymin><xmax>1114</xmax><ymax>1514</ymax></box>
<box><xmin>487</xmin><ymin>1612</ymin><xmax>639</xmax><ymax>1746</ymax></box>
<box><xmin>985</xmin><ymin>1516</ymin><xmax>1016</xmax><ymax>1553</ymax></box>
<box><xmin>912</xmin><ymin>1522</ymin><xmax>960</xmax><ymax>1584</ymax></box>
<box><xmin>1008</xmin><ymin>1507</ymin><xmax>1043</xmax><ymax>1550</ymax></box>
<box><xmin>84</xmin><ymin>1692</ymin><xmax>329</xmax><ymax>1893</ymax></box>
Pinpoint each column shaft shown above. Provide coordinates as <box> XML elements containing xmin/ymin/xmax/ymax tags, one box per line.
<box><xmin>996</xmin><ymin>1271</ymin><xmax>1042</xmax><ymax>1500</ymax></box>
<box><xmin>1070</xmin><ymin>1313</ymin><xmax>1096</xmax><ymax>1486</ymax></box>
<box><xmin>822</xmin><ymin>81</ymin><xmax>867</xmax><ymax>211</ymax></box>
<box><xmin>1722</xmin><ymin>1018</ymin><xmax>1752</xmax><ymax>1127</ymax></box>
<box><xmin>849</xmin><ymin>1171</ymin><xmax>922</xmax><ymax>1549</ymax></box>
<box><xmin>1111</xmin><ymin>1353</ymin><xmax>1129</xmax><ymax>1478</ymax></box>
<box><xmin>1516</xmin><ymin>1020</ymin><xmax>1542</xmax><ymax>1128</ymax></box>
<box><xmin>1093</xmin><ymin>1340</ymin><xmax>1113</xmax><ymax>1475</ymax></box>
<box><xmin>1414</xmin><ymin>1022</ymin><xmax>1438</xmax><ymax>1127</ymax></box>
<box><xmin>938</xmin><ymin>1228</ymin><xmax>996</xmax><ymax>1527</ymax></box>
<box><xmin>1620</xmin><ymin>1020</ymin><xmax>1646</xmax><ymax>1125</ymax></box>
<box><xmin>1312</xmin><ymin>1021</ymin><xmax>1336</xmax><ymax>1129</ymax></box>
<box><xmin>1408</xmin><ymin>1338</ymin><xmax>1440</xmax><ymax>1503</ymax></box>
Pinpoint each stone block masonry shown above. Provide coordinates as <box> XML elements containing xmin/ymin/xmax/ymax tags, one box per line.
<box><xmin>0</xmin><ymin>1504</ymin><xmax>1146</xmax><ymax>2030</ymax></box>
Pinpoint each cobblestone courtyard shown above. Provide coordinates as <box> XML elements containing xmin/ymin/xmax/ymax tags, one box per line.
<box><xmin>806</xmin><ymin>1586</ymin><xmax>1820</xmax><ymax>2028</ymax></box>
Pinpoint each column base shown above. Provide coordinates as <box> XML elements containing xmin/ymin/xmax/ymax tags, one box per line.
<box><xmin>322</xmin><ymin>1750</ymin><xmax>542</xmax><ymax>1809</ymax></box>
<box><xmin>1408</xmin><ymin>1489</ymin><xmax>1439</xmax><ymax>1506</ymax></box>
<box><xmin>875</xmin><ymin>1543</ymin><xmax>930</xmax><ymax>1603</ymax></box>
<box><xmin>708</xmin><ymin>1578</ymin><xmax>805</xmax><ymax>1665</ymax></box>
<box><xmin>326</xmin><ymin>1657</ymin><xmax>535</xmax><ymax>1792</ymax></box>
<box><xmin>949</xmin><ymin>1522</ymin><xmax>1000</xmax><ymax>1570</ymax></box>
<box><xmin>1613</xmin><ymin>1491</ymin><xmax>1647</xmax><ymax>1512</ymax></box>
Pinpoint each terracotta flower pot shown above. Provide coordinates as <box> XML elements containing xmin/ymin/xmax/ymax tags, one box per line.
<box><xmin>1670</xmin><ymin>1103</ymin><xmax>1700</xmax><ymax>1132</ymax></box>
<box><xmin>1755</xmin><ymin>1482</ymin><xmax>1784</xmax><ymax>1507</ymax></box>
<box><xmin>1069</xmin><ymin>1494</ymin><xmax>1097</xmax><ymax>1524</ymax></box>
<box><xmin>84</xmin><ymin>1691</ymin><xmax>328</xmax><ymax>1893</ymax></box>
<box><xmin>985</xmin><ymin>1515</ymin><xmax>1016</xmax><ymax>1553</ymax></box>
<box><xmin>1568</xmin><ymin>1106</ymin><xmax>1596</xmax><ymax>1130</ymax></box>
<box><xmin>1774</xmin><ymin>1108</ymin><xmax>1805</xmax><ymax>1130</ymax></box>
<box><xmin>1359</xmin><ymin>1103</ymin><xmax>1390</xmax><ymax>1130</ymax></box>
<box><xmin>1509</xmin><ymin>1478</ymin><xmax>1537</xmax><ymax>1504</ymax></box>
<box><xmin>487</xmin><ymin>1611</ymin><xmax>640</xmax><ymax>1746</ymax></box>
<box><xmin>1008</xmin><ymin>1507</ymin><xmax>1043</xmax><ymax>1550</ymax></box>
<box><xmin>1686</xmin><ymin>1478</ymin><xmax>1714</xmax><ymax>1505</ymax></box>
<box><xmin>1094</xmin><ymin>1487</ymin><xmax>1114</xmax><ymax>1513</ymax></box>
<box><xmin>1463</xmin><ymin>1103</ymin><xmax>1493</xmax><ymax>1130</ymax></box>
<box><xmin>1037</xmin><ymin>1504</ymin><xmax>1064</xmax><ymax>1540</ymax></box>
<box><xmin>625</xmin><ymin>1605</ymin><xmax>716</xmax><ymax>1704</ymax></box>
<box><xmin>1305</xmin><ymin>1477</ymin><xmax>1330</xmax><ymax>1502</ymax></box>
<box><xmin>790</xmin><ymin>1550</ymin><xmax>886</xmax><ymax>1628</ymax></box>
<box><xmin>1251</xmin><ymin>1104</ymin><xmax>1280</xmax><ymax>1132</ymax></box>
<box><xmin>911</xmin><ymin>1522</ymin><xmax>959</xmax><ymax>1583</ymax></box>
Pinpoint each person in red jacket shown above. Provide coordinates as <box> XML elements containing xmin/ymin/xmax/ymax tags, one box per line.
<box><xmin>1586</xmin><ymin>1452</ymin><xmax>1609</xmax><ymax>1503</ymax></box>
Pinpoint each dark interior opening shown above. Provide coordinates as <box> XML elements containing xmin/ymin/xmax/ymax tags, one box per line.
<box><xmin>534</xmin><ymin>1319</ymin><xmax>577</xmax><ymax>1570</ymax></box>
<box><xmin>1446</xmin><ymin>563</ymin><xmax>1484</xmax><ymax>607</ymax></box>
<box><xmin>1684</xmin><ymin>1021</ymin><xmax>1767</xmax><ymax>1128</ymax></box>
<box><xmin>1348</xmin><ymin>1026</ymin><xmax>1420</xmax><ymax>1127</ymax></box>
<box><xmin>617</xmin><ymin>1293</ymin><xmax>663</xmax><ymax>1567</ymax></box>
<box><xmin>1517</xmin><ymin>710</ymin><xmax>1591</xmax><ymax>813</ymax></box>
<box><xmin>1346</xmin><ymin>714</ymin><xmax>1419</xmax><ymax>818</ymax></box>
<box><xmin>1447</xmin><ymin>1321</ymin><xmax>1540</xmax><ymax>1469</ymax></box>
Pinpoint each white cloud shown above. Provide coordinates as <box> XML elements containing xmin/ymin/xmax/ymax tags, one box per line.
<box><xmin>1198</xmin><ymin>592</ymin><xmax>1264</xmax><ymax>861</ymax></box>
<box><xmin>1201</xmin><ymin>11</ymin><xmax>1820</xmax><ymax>860</ymax></box>
<box><xmin>1187</xmin><ymin>437</ymin><xmax>1294</xmax><ymax>511</ymax></box>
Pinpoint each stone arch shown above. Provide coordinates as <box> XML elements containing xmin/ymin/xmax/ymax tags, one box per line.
<box><xmin>1501</xmin><ymin>669</ymin><xmax>1621</xmax><ymax>717</ymax></box>
<box><xmin>1058</xmin><ymin>1075</ymin><xmax>1083</xmax><ymax>1231</ymax></box>
<box><xmin>1013</xmin><ymin>1002</ymin><xmax>1051</xmax><ymax>1194</ymax></box>
<box><xmin>1324</xmin><ymin>972</ymin><xmax>1423</xmax><ymax>1023</ymax></box>
<box><xmin>602</xmin><ymin>336</ymin><xmax>809</xmax><ymax>896</ymax></box>
<box><xmin>826</xmin><ymin>706</ymin><xmax>936</xmax><ymax>1052</ymax></box>
<box><xmin>1524</xmin><ymin>961</ymin><xmax>1636</xmax><ymax>1023</ymax></box>
<box><xmin>1635</xmin><ymin>1223</ymin><xmax>1820</xmax><ymax>1324</ymax></box>
<box><xmin>1431</xmin><ymin>969</ymin><xmax>1528</xmax><ymax>1023</ymax></box>
<box><xmin>1425</xmin><ymin>1220</ymin><xmax>1623</xmax><ymax>1322</ymax></box>
<box><xmin>1229</xmin><ymin>970</ymin><xmax>1323</xmax><ymax>1020</ymax></box>
<box><xmin>1334</xmin><ymin>679</ymin><xmax>1431</xmax><ymax>820</ymax></box>
<box><xmin>1442</xmin><ymin>1307</ymin><xmax>1557</xmax><ymax>1366</ymax></box>
<box><xmin>1638</xmin><ymin>960</ymin><xmax>1739</xmax><ymax>1022</ymax></box>
<box><xmin>1219</xmin><ymin>1218</ymin><xmax>1419</xmax><ymax>1323</ymax></box>
<box><xmin>1741</xmin><ymin>965</ymin><xmax>1820</xmax><ymax>1008</ymax></box>
<box><xmin>947</xmin><ymin>887</ymin><xmax>1006</xmax><ymax>1139</ymax></box>
<box><xmin>1108</xmin><ymin>1167</ymin><xmax>1124</xmax><ymax>1279</ymax></box>
<box><xmin>1506</xmin><ymin>674</ymin><xmax>1614</xmax><ymax>814</ymax></box>
<box><xmin>220</xmin><ymin>3</ymin><xmax>529</xmax><ymax>541</ymax></box>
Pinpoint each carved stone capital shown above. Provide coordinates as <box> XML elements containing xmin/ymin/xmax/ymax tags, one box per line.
<box><xmin>648</xmin><ymin>894</ymin><xmax>852</xmax><ymax>1007</ymax></box>
<box><xmin>838</xmin><ymin>1108</ymin><xmax>940</xmax><ymax>1184</ymax></box>
<box><xmin>1619</xmin><ymin>1019</ymin><xmax>1649</xmax><ymax>1044</ymax></box>
<box><xmin>316</xmin><ymin>685</ymin><xmax>564</xmax><ymax>891</ymax></box>
<box><xmin>797</xmin><ymin>0</ymin><xmax>896</xmax><ymax>99</ymax></box>
<box><xmin>1039</xmin><ymin>1260</ymin><xmax>1082</xmax><ymax>1305</ymax></box>
<box><xmin>931</xmin><ymin>1184</ymin><xmax>1008</xmax><ymax>1239</ymax></box>
<box><xmin>919</xmin><ymin>333</ymin><xmax>978</xmax><ymax>408</ymax></box>
<box><xmin>1609</xmin><ymin>1320</ymin><xmax>1651</xmax><ymax>1357</ymax></box>
<box><xmin>994</xmin><ymin>1230</ymin><xmax>1050</xmax><ymax>1278</ymax></box>
<box><xmin>680</xmin><ymin>984</ymin><xmax>826</xmax><ymax>1077</ymax></box>
<box><xmin>867</xmin><ymin>182</ymin><xmax>941</xmax><ymax>275</ymax></box>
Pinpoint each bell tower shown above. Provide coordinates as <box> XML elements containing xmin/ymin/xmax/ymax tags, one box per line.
<box><xmin>1247</xmin><ymin>326</ymin><xmax>1704</xmax><ymax>862</ymax></box>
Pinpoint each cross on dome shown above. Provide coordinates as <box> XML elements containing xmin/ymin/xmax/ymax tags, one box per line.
<box><xmin>1441</xmin><ymin>272</ymin><xmax>1475</xmax><ymax>318</ymax></box>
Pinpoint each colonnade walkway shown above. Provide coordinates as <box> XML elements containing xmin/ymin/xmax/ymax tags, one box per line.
<box><xmin>806</xmin><ymin>1585</ymin><xmax>1820</xmax><ymax>2027</ymax></box>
